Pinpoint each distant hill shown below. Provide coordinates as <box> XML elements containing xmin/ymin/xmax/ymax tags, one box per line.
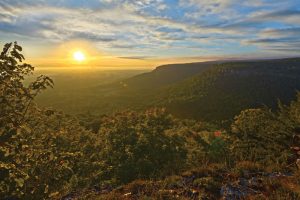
<box><xmin>120</xmin><ymin>61</ymin><xmax>217</xmax><ymax>90</ymax></box>
<box><xmin>106</xmin><ymin>57</ymin><xmax>300</xmax><ymax>121</ymax></box>
<box><xmin>37</xmin><ymin>57</ymin><xmax>300</xmax><ymax>121</ymax></box>
<box><xmin>153</xmin><ymin>58</ymin><xmax>300</xmax><ymax>120</ymax></box>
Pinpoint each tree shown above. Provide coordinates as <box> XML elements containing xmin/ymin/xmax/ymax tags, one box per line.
<box><xmin>98</xmin><ymin>109</ymin><xmax>187</xmax><ymax>184</ymax></box>
<box><xmin>0</xmin><ymin>42</ymin><xmax>53</xmax><ymax>198</ymax></box>
<box><xmin>231</xmin><ymin>108</ymin><xmax>292</xmax><ymax>164</ymax></box>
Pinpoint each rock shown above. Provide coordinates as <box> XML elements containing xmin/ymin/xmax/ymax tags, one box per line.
<box><xmin>221</xmin><ymin>184</ymin><xmax>245</xmax><ymax>199</ymax></box>
<box><xmin>123</xmin><ymin>192</ymin><xmax>132</xmax><ymax>197</ymax></box>
<box><xmin>182</xmin><ymin>175</ymin><xmax>196</xmax><ymax>185</ymax></box>
<box><xmin>221</xmin><ymin>177</ymin><xmax>263</xmax><ymax>199</ymax></box>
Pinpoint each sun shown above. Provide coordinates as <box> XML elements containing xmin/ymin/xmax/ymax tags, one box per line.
<box><xmin>73</xmin><ymin>51</ymin><xmax>85</xmax><ymax>62</ymax></box>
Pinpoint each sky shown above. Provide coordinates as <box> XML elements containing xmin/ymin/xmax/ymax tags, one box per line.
<box><xmin>0</xmin><ymin>0</ymin><xmax>300</xmax><ymax>69</ymax></box>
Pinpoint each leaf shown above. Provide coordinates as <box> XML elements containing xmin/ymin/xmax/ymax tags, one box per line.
<box><xmin>14</xmin><ymin>178</ymin><xmax>25</xmax><ymax>188</ymax></box>
<box><xmin>1</xmin><ymin>42</ymin><xmax>12</xmax><ymax>57</ymax></box>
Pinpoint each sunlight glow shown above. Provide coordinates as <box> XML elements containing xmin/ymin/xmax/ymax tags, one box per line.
<box><xmin>73</xmin><ymin>51</ymin><xmax>85</xmax><ymax>62</ymax></box>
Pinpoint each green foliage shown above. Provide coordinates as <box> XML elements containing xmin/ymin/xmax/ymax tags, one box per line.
<box><xmin>278</xmin><ymin>92</ymin><xmax>300</xmax><ymax>130</ymax></box>
<box><xmin>0</xmin><ymin>42</ymin><xmax>100</xmax><ymax>199</ymax></box>
<box><xmin>231</xmin><ymin>108</ymin><xmax>292</xmax><ymax>163</ymax></box>
<box><xmin>0</xmin><ymin>42</ymin><xmax>53</xmax><ymax>198</ymax></box>
<box><xmin>229</xmin><ymin>94</ymin><xmax>300</xmax><ymax>167</ymax></box>
<box><xmin>97</xmin><ymin>109</ymin><xmax>187</xmax><ymax>183</ymax></box>
<box><xmin>207</xmin><ymin>137</ymin><xmax>228</xmax><ymax>163</ymax></box>
<box><xmin>20</xmin><ymin>110</ymin><xmax>102</xmax><ymax>199</ymax></box>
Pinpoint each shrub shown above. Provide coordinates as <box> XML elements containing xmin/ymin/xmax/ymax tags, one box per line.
<box><xmin>231</xmin><ymin>108</ymin><xmax>292</xmax><ymax>164</ymax></box>
<box><xmin>98</xmin><ymin>109</ymin><xmax>187</xmax><ymax>184</ymax></box>
<box><xmin>0</xmin><ymin>42</ymin><xmax>53</xmax><ymax>198</ymax></box>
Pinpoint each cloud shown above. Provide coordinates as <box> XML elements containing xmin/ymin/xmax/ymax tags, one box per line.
<box><xmin>261</xmin><ymin>27</ymin><xmax>300</xmax><ymax>37</ymax></box>
<box><xmin>235</xmin><ymin>9</ymin><xmax>300</xmax><ymax>28</ymax></box>
<box><xmin>0</xmin><ymin>0</ymin><xmax>299</xmax><ymax>58</ymax></box>
<box><xmin>244</xmin><ymin>27</ymin><xmax>300</xmax><ymax>53</ymax></box>
<box><xmin>118</xmin><ymin>56</ymin><xmax>153</xmax><ymax>60</ymax></box>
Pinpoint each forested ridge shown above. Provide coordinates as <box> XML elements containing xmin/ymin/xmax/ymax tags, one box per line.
<box><xmin>36</xmin><ymin>57</ymin><xmax>300</xmax><ymax>123</ymax></box>
<box><xmin>156</xmin><ymin>58</ymin><xmax>300</xmax><ymax>121</ymax></box>
<box><xmin>1</xmin><ymin>42</ymin><xmax>300</xmax><ymax>199</ymax></box>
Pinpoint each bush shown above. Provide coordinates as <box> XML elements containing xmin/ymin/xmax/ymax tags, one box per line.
<box><xmin>0</xmin><ymin>42</ymin><xmax>53</xmax><ymax>198</ymax></box>
<box><xmin>97</xmin><ymin>109</ymin><xmax>187</xmax><ymax>184</ymax></box>
<box><xmin>231</xmin><ymin>108</ymin><xmax>292</xmax><ymax>164</ymax></box>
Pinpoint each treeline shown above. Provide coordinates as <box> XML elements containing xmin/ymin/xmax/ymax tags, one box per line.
<box><xmin>1</xmin><ymin>43</ymin><xmax>300</xmax><ymax>199</ymax></box>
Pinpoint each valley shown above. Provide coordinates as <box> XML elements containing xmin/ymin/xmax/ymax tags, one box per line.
<box><xmin>36</xmin><ymin>58</ymin><xmax>300</xmax><ymax>121</ymax></box>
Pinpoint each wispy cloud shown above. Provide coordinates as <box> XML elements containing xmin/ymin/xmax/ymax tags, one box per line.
<box><xmin>118</xmin><ymin>56</ymin><xmax>153</xmax><ymax>60</ymax></box>
<box><xmin>0</xmin><ymin>0</ymin><xmax>299</xmax><ymax>60</ymax></box>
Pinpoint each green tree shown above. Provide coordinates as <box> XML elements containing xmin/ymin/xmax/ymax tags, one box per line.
<box><xmin>0</xmin><ymin>42</ymin><xmax>103</xmax><ymax>199</ymax></box>
<box><xmin>278</xmin><ymin>92</ymin><xmax>300</xmax><ymax>131</ymax></box>
<box><xmin>231</xmin><ymin>108</ymin><xmax>292</xmax><ymax>164</ymax></box>
<box><xmin>98</xmin><ymin>109</ymin><xmax>187</xmax><ymax>184</ymax></box>
<box><xmin>0</xmin><ymin>42</ymin><xmax>53</xmax><ymax>198</ymax></box>
<box><xmin>20</xmin><ymin>109</ymin><xmax>102</xmax><ymax>199</ymax></box>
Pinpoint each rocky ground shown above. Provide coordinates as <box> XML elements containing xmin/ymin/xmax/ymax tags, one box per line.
<box><xmin>61</xmin><ymin>163</ymin><xmax>300</xmax><ymax>200</ymax></box>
